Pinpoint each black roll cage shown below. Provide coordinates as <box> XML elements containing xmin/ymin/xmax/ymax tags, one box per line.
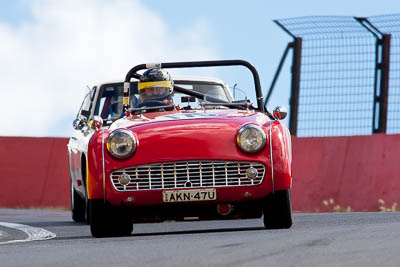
<box><xmin>123</xmin><ymin>60</ymin><xmax>269</xmax><ymax>115</ymax></box>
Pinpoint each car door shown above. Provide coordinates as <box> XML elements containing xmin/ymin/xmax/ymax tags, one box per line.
<box><xmin>67</xmin><ymin>88</ymin><xmax>96</xmax><ymax>196</ymax></box>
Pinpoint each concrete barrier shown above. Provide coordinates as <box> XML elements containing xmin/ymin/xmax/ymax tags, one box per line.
<box><xmin>291</xmin><ymin>134</ymin><xmax>400</xmax><ymax>211</ymax></box>
<box><xmin>0</xmin><ymin>134</ymin><xmax>399</xmax><ymax>211</ymax></box>
<box><xmin>0</xmin><ymin>137</ymin><xmax>70</xmax><ymax>208</ymax></box>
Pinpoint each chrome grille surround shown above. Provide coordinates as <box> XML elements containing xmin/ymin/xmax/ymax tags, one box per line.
<box><xmin>110</xmin><ymin>161</ymin><xmax>265</xmax><ymax>192</ymax></box>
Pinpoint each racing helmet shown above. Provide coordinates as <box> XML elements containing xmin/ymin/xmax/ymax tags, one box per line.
<box><xmin>138</xmin><ymin>68</ymin><xmax>174</xmax><ymax>102</ymax></box>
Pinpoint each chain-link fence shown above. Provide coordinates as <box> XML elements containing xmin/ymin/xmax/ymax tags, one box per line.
<box><xmin>269</xmin><ymin>15</ymin><xmax>400</xmax><ymax>137</ymax></box>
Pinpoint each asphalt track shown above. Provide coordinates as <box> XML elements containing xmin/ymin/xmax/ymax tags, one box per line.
<box><xmin>0</xmin><ymin>209</ymin><xmax>400</xmax><ymax>267</ymax></box>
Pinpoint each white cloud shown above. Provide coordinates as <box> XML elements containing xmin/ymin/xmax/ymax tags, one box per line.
<box><xmin>0</xmin><ymin>0</ymin><xmax>219</xmax><ymax>137</ymax></box>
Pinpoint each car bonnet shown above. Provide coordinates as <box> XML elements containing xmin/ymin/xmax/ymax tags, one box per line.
<box><xmin>108</xmin><ymin>109</ymin><xmax>269</xmax><ymax>131</ymax></box>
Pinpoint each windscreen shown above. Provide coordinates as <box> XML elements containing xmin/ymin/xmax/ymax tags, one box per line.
<box><xmin>94</xmin><ymin>80</ymin><xmax>233</xmax><ymax>119</ymax></box>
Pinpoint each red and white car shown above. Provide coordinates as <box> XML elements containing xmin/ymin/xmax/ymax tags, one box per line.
<box><xmin>67</xmin><ymin>60</ymin><xmax>293</xmax><ymax>237</ymax></box>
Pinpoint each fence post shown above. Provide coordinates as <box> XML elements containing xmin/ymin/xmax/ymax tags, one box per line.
<box><xmin>376</xmin><ymin>34</ymin><xmax>391</xmax><ymax>133</ymax></box>
<box><xmin>356</xmin><ymin>17</ymin><xmax>391</xmax><ymax>134</ymax></box>
<box><xmin>289</xmin><ymin>37</ymin><xmax>302</xmax><ymax>136</ymax></box>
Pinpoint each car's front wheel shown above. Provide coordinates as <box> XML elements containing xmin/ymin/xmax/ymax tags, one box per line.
<box><xmin>71</xmin><ymin>179</ymin><xmax>86</xmax><ymax>222</ymax></box>
<box><xmin>263</xmin><ymin>189</ymin><xmax>293</xmax><ymax>229</ymax></box>
<box><xmin>89</xmin><ymin>199</ymin><xmax>133</xmax><ymax>238</ymax></box>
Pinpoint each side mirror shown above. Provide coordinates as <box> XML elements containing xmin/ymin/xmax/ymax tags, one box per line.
<box><xmin>72</xmin><ymin>118</ymin><xmax>87</xmax><ymax>130</ymax></box>
<box><xmin>273</xmin><ymin>106</ymin><xmax>287</xmax><ymax>120</ymax></box>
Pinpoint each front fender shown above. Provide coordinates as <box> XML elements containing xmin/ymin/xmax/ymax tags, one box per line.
<box><xmin>268</xmin><ymin>121</ymin><xmax>292</xmax><ymax>191</ymax></box>
<box><xmin>87</xmin><ymin>130</ymin><xmax>109</xmax><ymax>199</ymax></box>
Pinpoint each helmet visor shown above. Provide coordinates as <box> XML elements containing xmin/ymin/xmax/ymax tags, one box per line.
<box><xmin>138</xmin><ymin>80</ymin><xmax>172</xmax><ymax>91</ymax></box>
<box><xmin>138</xmin><ymin>80</ymin><xmax>173</xmax><ymax>101</ymax></box>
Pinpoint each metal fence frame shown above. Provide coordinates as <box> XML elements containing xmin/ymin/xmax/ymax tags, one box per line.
<box><xmin>266</xmin><ymin>15</ymin><xmax>397</xmax><ymax>136</ymax></box>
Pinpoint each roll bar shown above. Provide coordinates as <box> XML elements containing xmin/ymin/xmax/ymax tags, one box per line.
<box><xmin>123</xmin><ymin>60</ymin><xmax>266</xmax><ymax>114</ymax></box>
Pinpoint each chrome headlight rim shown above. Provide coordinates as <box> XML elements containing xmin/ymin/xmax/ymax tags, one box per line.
<box><xmin>236</xmin><ymin>124</ymin><xmax>266</xmax><ymax>153</ymax></box>
<box><xmin>106</xmin><ymin>129</ymin><xmax>137</xmax><ymax>159</ymax></box>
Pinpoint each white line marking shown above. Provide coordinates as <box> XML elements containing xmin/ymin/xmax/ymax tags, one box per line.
<box><xmin>0</xmin><ymin>222</ymin><xmax>56</xmax><ymax>245</ymax></box>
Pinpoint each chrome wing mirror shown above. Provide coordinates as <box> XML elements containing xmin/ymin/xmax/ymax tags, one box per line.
<box><xmin>272</xmin><ymin>106</ymin><xmax>287</xmax><ymax>120</ymax></box>
<box><xmin>72</xmin><ymin>118</ymin><xmax>87</xmax><ymax>130</ymax></box>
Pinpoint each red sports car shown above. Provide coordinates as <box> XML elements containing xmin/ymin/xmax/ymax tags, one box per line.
<box><xmin>67</xmin><ymin>60</ymin><xmax>292</xmax><ymax>237</ymax></box>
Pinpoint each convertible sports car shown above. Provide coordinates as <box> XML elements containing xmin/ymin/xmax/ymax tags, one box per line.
<box><xmin>67</xmin><ymin>60</ymin><xmax>292</xmax><ymax>237</ymax></box>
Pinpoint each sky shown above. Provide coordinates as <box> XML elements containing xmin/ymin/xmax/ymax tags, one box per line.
<box><xmin>0</xmin><ymin>0</ymin><xmax>399</xmax><ymax>137</ymax></box>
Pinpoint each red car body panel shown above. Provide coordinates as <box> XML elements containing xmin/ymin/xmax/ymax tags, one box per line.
<box><xmin>86</xmin><ymin>109</ymin><xmax>292</xmax><ymax>208</ymax></box>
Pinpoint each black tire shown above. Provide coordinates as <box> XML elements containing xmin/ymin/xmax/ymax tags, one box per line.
<box><xmin>263</xmin><ymin>189</ymin><xmax>293</xmax><ymax>229</ymax></box>
<box><xmin>71</xmin><ymin>179</ymin><xmax>86</xmax><ymax>222</ymax></box>
<box><xmin>89</xmin><ymin>199</ymin><xmax>133</xmax><ymax>238</ymax></box>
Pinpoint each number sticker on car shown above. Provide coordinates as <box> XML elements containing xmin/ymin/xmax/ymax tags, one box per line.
<box><xmin>162</xmin><ymin>189</ymin><xmax>216</xmax><ymax>203</ymax></box>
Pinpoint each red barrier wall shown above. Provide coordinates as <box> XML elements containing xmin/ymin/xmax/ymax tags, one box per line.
<box><xmin>0</xmin><ymin>137</ymin><xmax>70</xmax><ymax>208</ymax></box>
<box><xmin>0</xmin><ymin>135</ymin><xmax>399</xmax><ymax>211</ymax></box>
<box><xmin>291</xmin><ymin>134</ymin><xmax>400</xmax><ymax>211</ymax></box>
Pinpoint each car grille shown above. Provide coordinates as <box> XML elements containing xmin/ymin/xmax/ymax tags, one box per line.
<box><xmin>110</xmin><ymin>160</ymin><xmax>265</xmax><ymax>191</ymax></box>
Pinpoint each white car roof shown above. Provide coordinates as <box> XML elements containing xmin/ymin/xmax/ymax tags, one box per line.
<box><xmin>97</xmin><ymin>75</ymin><xmax>227</xmax><ymax>88</ymax></box>
<box><xmin>173</xmin><ymin>75</ymin><xmax>226</xmax><ymax>85</ymax></box>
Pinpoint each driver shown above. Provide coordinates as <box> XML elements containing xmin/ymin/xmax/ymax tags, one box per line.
<box><xmin>137</xmin><ymin>68</ymin><xmax>174</xmax><ymax>106</ymax></box>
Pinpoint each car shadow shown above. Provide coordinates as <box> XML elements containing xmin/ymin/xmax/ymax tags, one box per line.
<box><xmin>52</xmin><ymin>226</ymin><xmax>266</xmax><ymax>242</ymax></box>
<box><xmin>131</xmin><ymin>226</ymin><xmax>266</xmax><ymax>237</ymax></box>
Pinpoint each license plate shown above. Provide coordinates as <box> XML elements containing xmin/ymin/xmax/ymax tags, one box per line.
<box><xmin>162</xmin><ymin>189</ymin><xmax>216</xmax><ymax>203</ymax></box>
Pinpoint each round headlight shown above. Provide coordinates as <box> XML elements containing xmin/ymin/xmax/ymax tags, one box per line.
<box><xmin>237</xmin><ymin>124</ymin><xmax>266</xmax><ymax>153</ymax></box>
<box><xmin>107</xmin><ymin>129</ymin><xmax>137</xmax><ymax>158</ymax></box>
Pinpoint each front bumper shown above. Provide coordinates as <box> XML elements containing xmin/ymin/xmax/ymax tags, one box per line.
<box><xmin>106</xmin><ymin>181</ymin><xmax>273</xmax><ymax>207</ymax></box>
<box><xmin>99</xmin><ymin>161</ymin><xmax>273</xmax><ymax>221</ymax></box>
